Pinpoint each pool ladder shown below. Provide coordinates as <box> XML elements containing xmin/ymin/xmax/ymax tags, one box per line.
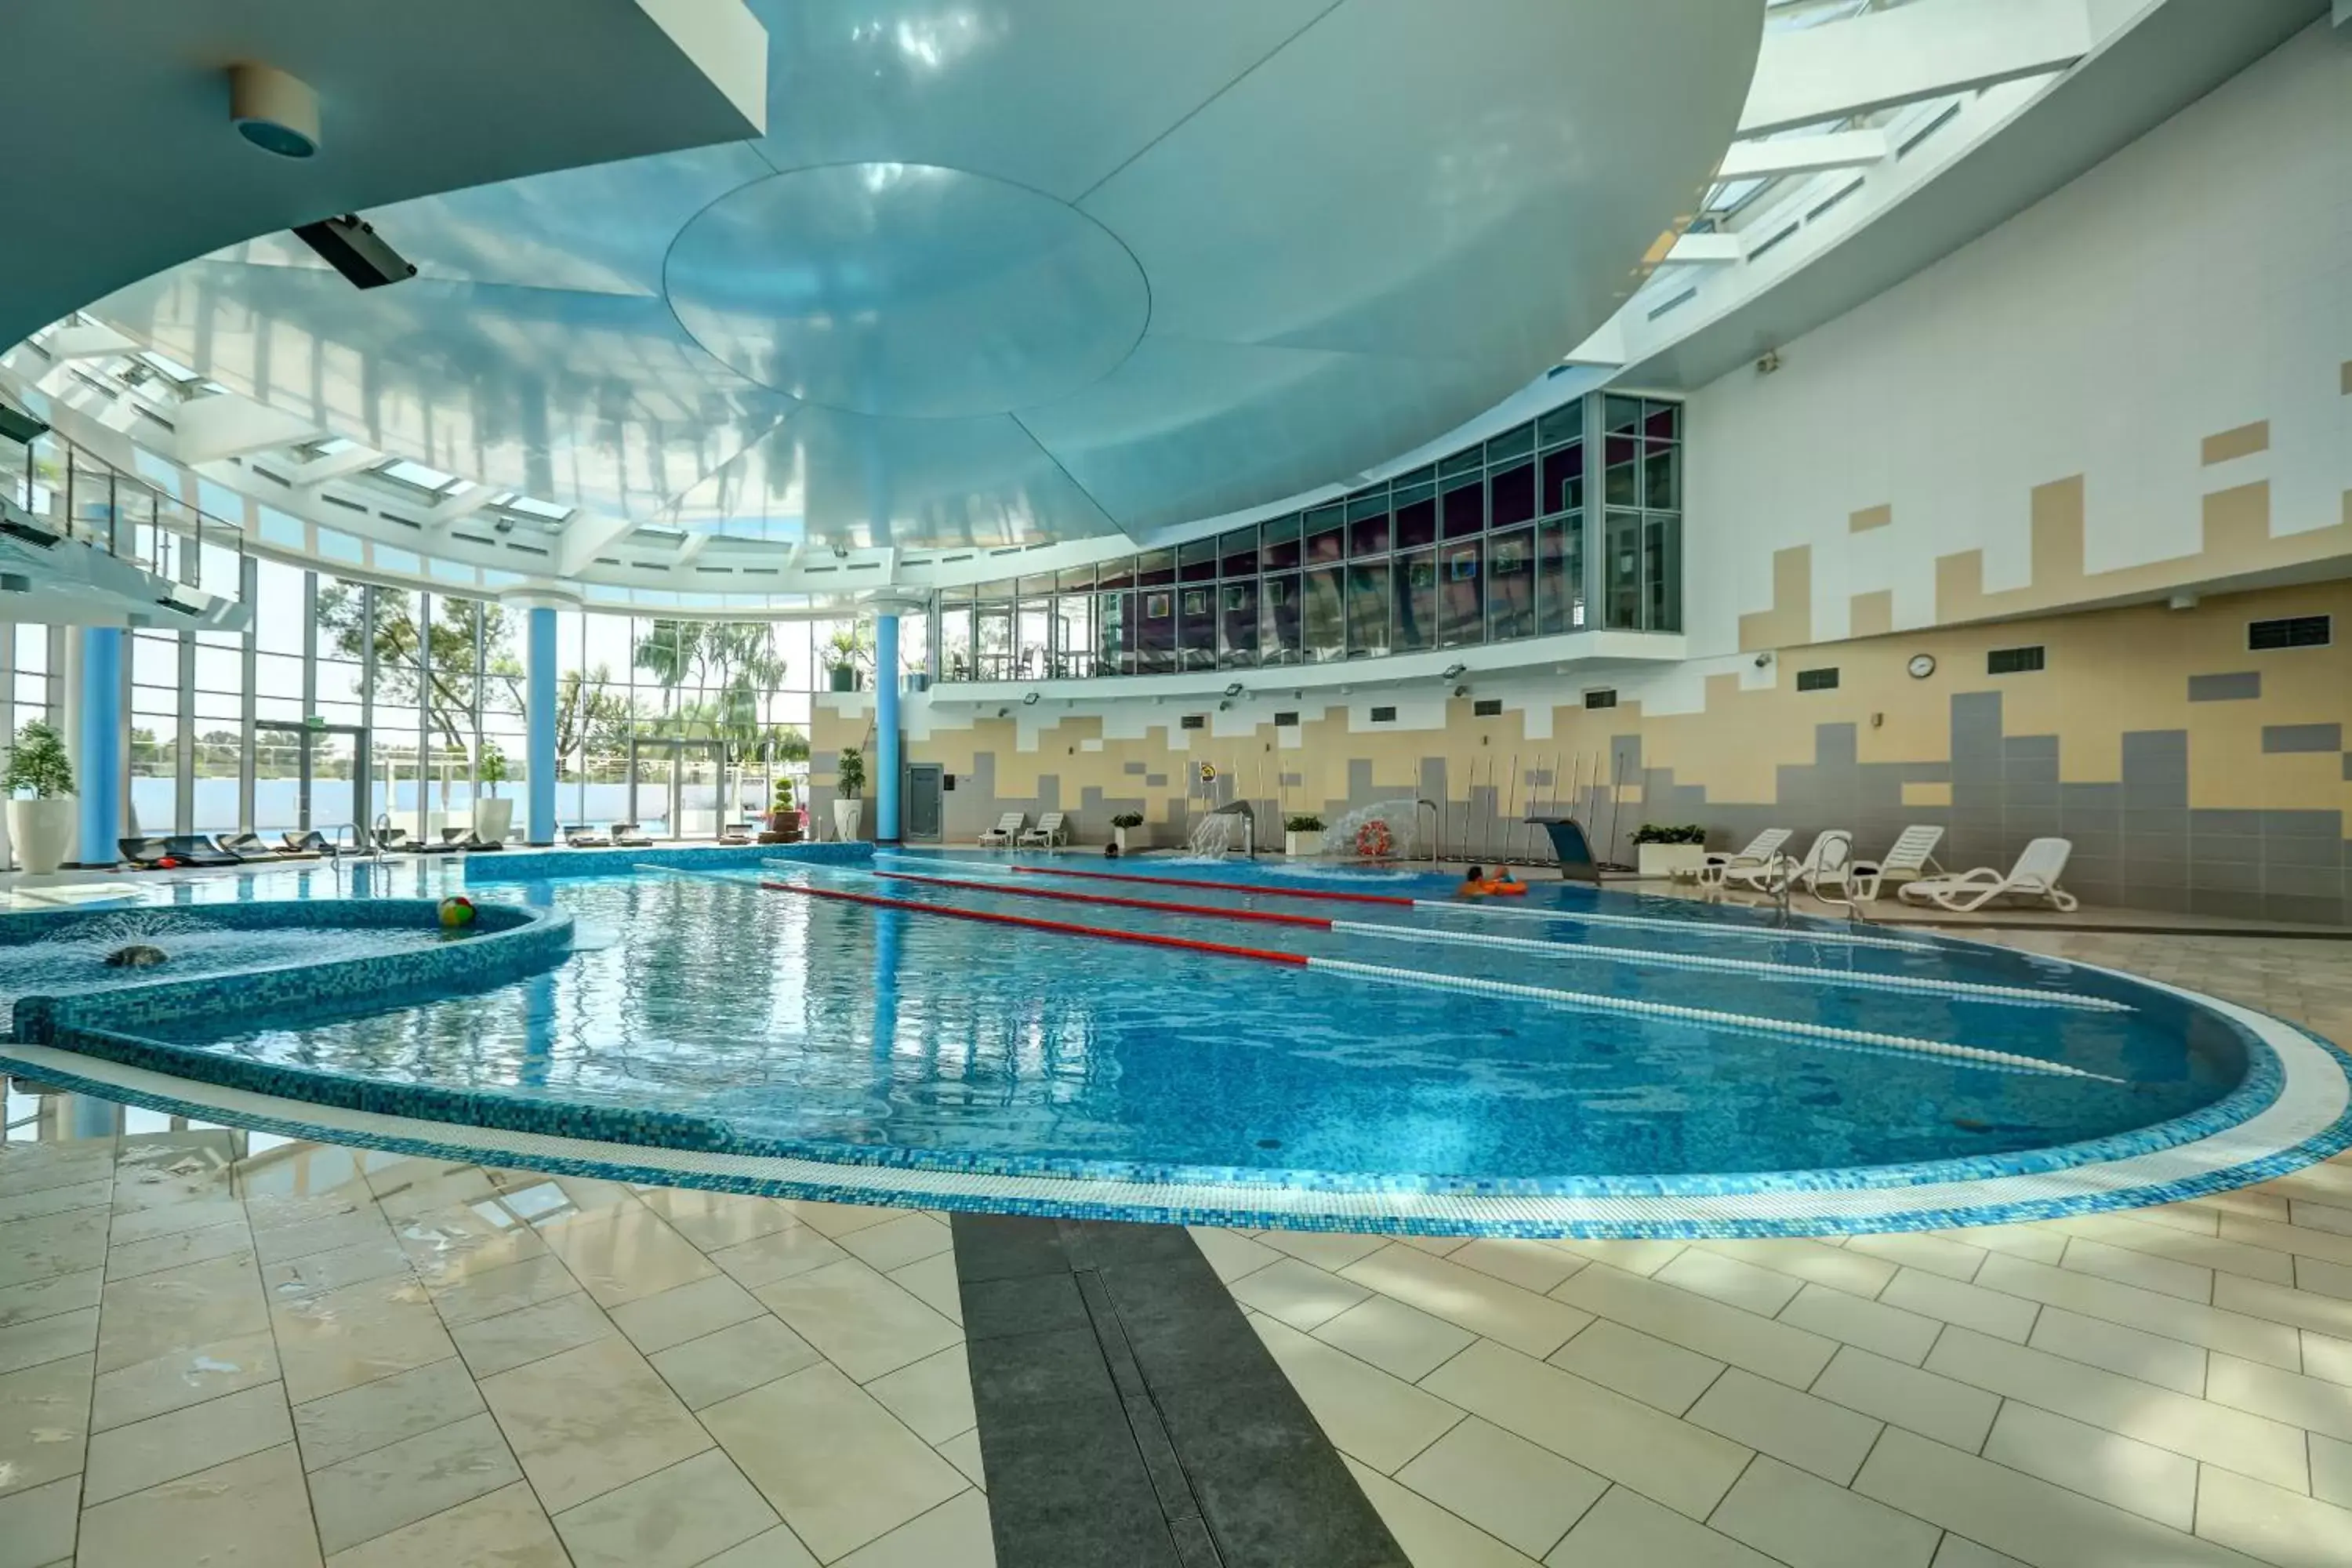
<box><xmin>1414</xmin><ymin>799</ymin><xmax>1441</xmax><ymax>864</ymax></box>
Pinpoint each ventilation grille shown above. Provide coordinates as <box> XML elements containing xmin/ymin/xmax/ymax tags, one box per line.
<box><xmin>1179</xmin><ymin>714</ymin><xmax>1206</xmax><ymax>730</ymax></box>
<box><xmin>1583</xmin><ymin>688</ymin><xmax>1617</xmax><ymax>710</ymax></box>
<box><xmin>1796</xmin><ymin>666</ymin><xmax>1839</xmax><ymax>691</ymax></box>
<box><xmin>1473</xmin><ymin>698</ymin><xmax>1503</xmax><ymax>717</ymax></box>
<box><xmin>1369</xmin><ymin>706</ymin><xmax>1396</xmax><ymax>723</ymax></box>
<box><xmin>2250</xmin><ymin>615</ymin><xmax>2330</xmax><ymax>651</ymax></box>
<box><xmin>1273</xmin><ymin>711</ymin><xmax>1299</xmax><ymax>728</ymax></box>
<box><xmin>1987</xmin><ymin>644</ymin><xmax>2045</xmax><ymax>674</ymax></box>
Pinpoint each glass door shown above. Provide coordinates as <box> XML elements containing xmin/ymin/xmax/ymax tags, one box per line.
<box><xmin>676</xmin><ymin>741</ymin><xmax>724</xmax><ymax>840</ymax></box>
<box><xmin>255</xmin><ymin>723</ymin><xmax>369</xmax><ymax>840</ymax></box>
<box><xmin>626</xmin><ymin>735</ymin><xmax>675</xmax><ymax>840</ymax></box>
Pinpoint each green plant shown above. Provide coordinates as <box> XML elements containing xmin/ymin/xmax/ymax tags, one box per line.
<box><xmin>1283</xmin><ymin>815</ymin><xmax>1325</xmax><ymax>833</ymax></box>
<box><xmin>477</xmin><ymin>742</ymin><xmax>508</xmax><ymax>798</ymax></box>
<box><xmin>2</xmin><ymin>720</ymin><xmax>74</xmax><ymax>799</ymax></box>
<box><xmin>771</xmin><ymin>775</ymin><xmax>797</xmax><ymax>808</ymax></box>
<box><xmin>1110</xmin><ymin>811</ymin><xmax>1143</xmax><ymax>829</ymax></box>
<box><xmin>835</xmin><ymin>746</ymin><xmax>866</xmax><ymax>799</ymax></box>
<box><xmin>826</xmin><ymin>623</ymin><xmax>875</xmax><ymax>673</ymax></box>
<box><xmin>1632</xmin><ymin>822</ymin><xmax>1706</xmax><ymax>846</ymax></box>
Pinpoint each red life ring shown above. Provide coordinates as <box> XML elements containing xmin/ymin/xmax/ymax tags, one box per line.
<box><xmin>1355</xmin><ymin>818</ymin><xmax>1394</xmax><ymax>859</ymax></box>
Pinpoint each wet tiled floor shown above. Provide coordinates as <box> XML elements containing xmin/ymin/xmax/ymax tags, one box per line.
<box><xmin>3</xmin><ymin>924</ymin><xmax>2350</xmax><ymax>1566</ymax></box>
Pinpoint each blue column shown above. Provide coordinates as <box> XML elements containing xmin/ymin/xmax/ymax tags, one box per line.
<box><xmin>76</xmin><ymin>627</ymin><xmax>123</xmax><ymax>866</ymax></box>
<box><xmin>527</xmin><ymin>607</ymin><xmax>557</xmax><ymax>846</ymax></box>
<box><xmin>874</xmin><ymin>613</ymin><xmax>901</xmax><ymax>843</ymax></box>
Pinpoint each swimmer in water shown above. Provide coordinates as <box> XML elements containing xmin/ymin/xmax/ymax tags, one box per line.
<box><xmin>1457</xmin><ymin>866</ymin><xmax>1490</xmax><ymax>898</ymax></box>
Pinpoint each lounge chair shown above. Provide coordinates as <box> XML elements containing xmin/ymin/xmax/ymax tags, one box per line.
<box><xmin>220</xmin><ymin>831</ymin><xmax>299</xmax><ymax>862</ymax></box>
<box><xmin>1699</xmin><ymin>827</ymin><xmax>1791</xmax><ymax>887</ymax></box>
<box><xmin>1723</xmin><ymin>829</ymin><xmax>1853</xmax><ymax>895</ymax></box>
<box><xmin>1851</xmin><ymin>825</ymin><xmax>1946</xmax><ymax>901</ymax></box>
<box><xmin>1899</xmin><ymin>837</ymin><xmax>2080</xmax><ymax>913</ymax></box>
<box><xmin>610</xmin><ymin>822</ymin><xmax>654</xmax><ymax>848</ymax></box>
<box><xmin>564</xmin><ymin>824</ymin><xmax>612</xmax><ymax>849</ymax></box>
<box><xmin>119</xmin><ymin>835</ymin><xmax>172</xmax><ymax>869</ymax></box>
<box><xmin>162</xmin><ymin>833</ymin><xmax>239</xmax><ymax>867</ymax></box>
<box><xmin>977</xmin><ymin>812</ymin><xmax>1025</xmax><ymax>848</ymax></box>
<box><xmin>412</xmin><ymin>829</ymin><xmax>465</xmax><ymax>855</ymax></box>
<box><xmin>375</xmin><ymin>826</ymin><xmax>417</xmax><ymax>854</ymax></box>
<box><xmin>1018</xmin><ymin>811</ymin><xmax>1067</xmax><ymax>848</ymax></box>
<box><xmin>281</xmin><ymin>829</ymin><xmax>345</xmax><ymax>856</ymax></box>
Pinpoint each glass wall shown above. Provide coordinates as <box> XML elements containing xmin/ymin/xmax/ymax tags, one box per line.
<box><xmin>933</xmin><ymin>390</ymin><xmax>1682</xmax><ymax>682</ymax></box>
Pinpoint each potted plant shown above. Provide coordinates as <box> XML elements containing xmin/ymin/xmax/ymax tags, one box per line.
<box><xmin>4</xmin><ymin>720</ymin><xmax>77</xmax><ymax>875</ymax></box>
<box><xmin>832</xmin><ymin>746</ymin><xmax>866</xmax><ymax>840</ymax></box>
<box><xmin>826</xmin><ymin>625</ymin><xmax>873</xmax><ymax>692</ymax></box>
<box><xmin>764</xmin><ymin>776</ymin><xmax>801</xmax><ymax>842</ymax></box>
<box><xmin>1632</xmin><ymin>822</ymin><xmax>1708</xmax><ymax>879</ymax></box>
<box><xmin>1283</xmin><ymin>814</ymin><xmax>1325</xmax><ymax>858</ymax></box>
<box><xmin>1109</xmin><ymin>811</ymin><xmax>1143</xmax><ymax>854</ymax></box>
<box><xmin>473</xmin><ymin>742</ymin><xmax>514</xmax><ymax>844</ymax></box>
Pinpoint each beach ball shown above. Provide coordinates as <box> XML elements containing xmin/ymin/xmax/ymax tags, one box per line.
<box><xmin>438</xmin><ymin>896</ymin><xmax>477</xmax><ymax>929</ymax></box>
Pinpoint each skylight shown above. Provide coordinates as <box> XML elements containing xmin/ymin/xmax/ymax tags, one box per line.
<box><xmin>504</xmin><ymin>495</ymin><xmax>572</xmax><ymax>521</ymax></box>
<box><xmin>375</xmin><ymin>458</ymin><xmax>463</xmax><ymax>493</ymax></box>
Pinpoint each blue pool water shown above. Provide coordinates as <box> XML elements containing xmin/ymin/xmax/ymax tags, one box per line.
<box><xmin>113</xmin><ymin>851</ymin><xmax>2254</xmax><ymax>1189</ymax></box>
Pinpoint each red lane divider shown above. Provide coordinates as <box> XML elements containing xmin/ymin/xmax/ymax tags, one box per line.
<box><xmin>758</xmin><ymin>880</ymin><xmax>1310</xmax><ymax>966</ymax></box>
<box><xmin>1003</xmin><ymin>863</ymin><xmax>1416</xmax><ymax>906</ymax></box>
<box><xmin>873</xmin><ymin>869</ymin><xmax>1338</xmax><ymax>929</ymax></box>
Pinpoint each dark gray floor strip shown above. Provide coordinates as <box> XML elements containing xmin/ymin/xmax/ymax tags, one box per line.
<box><xmin>953</xmin><ymin>1213</ymin><xmax>1406</xmax><ymax>1568</ymax></box>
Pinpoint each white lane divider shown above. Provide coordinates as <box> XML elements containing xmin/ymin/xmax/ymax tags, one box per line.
<box><xmin>1304</xmin><ymin>957</ymin><xmax>2124</xmax><ymax>1083</ymax></box>
<box><xmin>1411</xmin><ymin>898</ymin><xmax>1939</xmax><ymax>952</ymax></box>
<box><xmin>1333</xmin><ymin>920</ymin><xmax>2125</xmax><ymax>1012</ymax></box>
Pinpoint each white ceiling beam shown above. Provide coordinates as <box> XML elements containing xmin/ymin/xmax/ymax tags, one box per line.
<box><xmin>673</xmin><ymin>533</ymin><xmax>710</xmax><ymax>565</ymax></box>
<box><xmin>1560</xmin><ymin>318</ymin><xmax>1626</xmax><ymax>368</ymax></box>
<box><xmin>1718</xmin><ymin>127</ymin><xmax>1889</xmax><ymax>180</ymax></box>
<box><xmin>287</xmin><ymin>445</ymin><xmax>384</xmax><ymax>488</ymax></box>
<box><xmin>420</xmin><ymin>483</ymin><xmax>495</xmax><ymax>534</ymax></box>
<box><xmin>1665</xmin><ymin>232</ymin><xmax>1745</xmax><ymax>267</ymax></box>
<box><xmin>172</xmin><ymin>394</ymin><xmax>325</xmax><ymax>464</ymax></box>
<box><xmin>554</xmin><ymin>511</ymin><xmax>640</xmax><ymax>575</ymax></box>
<box><xmin>41</xmin><ymin>322</ymin><xmax>141</xmax><ymax>361</ymax></box>
<box><xmin>1737</xmin><ymin>0</ymin><xmax>2089</xmax><ymax>136</ymax></box>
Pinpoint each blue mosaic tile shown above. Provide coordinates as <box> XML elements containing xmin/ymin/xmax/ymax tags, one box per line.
<box><xmin>467</xmin><ymin>840</ymin><xmax>873</xmax><ymax>884</ymax></box>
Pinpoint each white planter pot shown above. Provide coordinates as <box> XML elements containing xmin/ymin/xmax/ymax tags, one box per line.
<box><xmin>1283</xmin><ymin>829</ymin><xmax>1324</xmax><ymax>858</ymax></box>
<box><xmin>1111</xmin><ymin>826</ymin><xmax>1133</xmax><ymax>853</ymax></box>
<box><xmin>833</xmin><ymin>797</ymin><xmax>866</xmax><ymax>841</ymax></box>
<box><xmin>1636</xmin><ymin>843</ymin><xmax>1708</xmax><ymax>879</ymax></box>
<box><xmin>9</xmin><ymin>796</ymin><xmax>77</xmax><ymax>875</ymax></box>
<box><xmin>473</xmin><ymin>797</ymin><xmax>514</xmax><ymax>844</ymax></box>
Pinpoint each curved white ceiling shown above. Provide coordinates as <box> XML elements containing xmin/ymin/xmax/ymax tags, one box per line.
<box><xmin>85</xmin><ymin>1</ymin><xmax>1764</xmax><ymax>553</ymax></box>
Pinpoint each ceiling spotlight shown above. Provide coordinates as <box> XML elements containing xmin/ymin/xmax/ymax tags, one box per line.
<box><xmin>995</xmin><ymin>706</ymin><xmax>1009</xmax><ymax>718</ymax></box>
<box><xmin>1022</xmin><ymin>691</ymin><xmax>1040</xmax><ymax>706</ymax></box>
<box><xmin>833</xmin><ymin>543</ymin><xmax>850</xmax><ymax>559</ymax></box>
<box><xmin>1223</xmin><ymin>682</ymin><xmax>1244</xmax><ymax>698</ymax></box>
<box><xmin>1754</xmin><ymin>652</ymin><xmax>1774</xmax><ymax>668</ymax></box>
<box><xmin>1218</xmin><ymin>699</ymin><xmax>1234</xmax><ymax>711</ymax></box>
<box><xmin>1451</xmin><ymin>684</ymin><xmax>1470</xmax><ymax>699</ymax></box>
<box><xmin>1440</xmin><ymin>663</ymin><xmax>1467</xmax><ymax>681</ymax></box>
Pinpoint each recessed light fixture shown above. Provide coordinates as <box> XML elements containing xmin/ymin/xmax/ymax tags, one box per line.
<box><xmin>1440</xmin><ymin>663</ymin><xmax>1467</xmax><ymax>681</ymax></box>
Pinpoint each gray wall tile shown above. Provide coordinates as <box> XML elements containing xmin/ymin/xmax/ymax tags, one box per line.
<box><xmin>2263</xmin><ymin>723</ymin><xmax>2342</xmax><ymax>753</ymax></box>
<box><xmin>2187</xmin><ymin>672</ymin><xmax>2261</xmax><ymax>702</ymax></box>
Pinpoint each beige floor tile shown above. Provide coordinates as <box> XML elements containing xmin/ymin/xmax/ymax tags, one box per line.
<box><xmin>0</xmin><ymin>1142</ymin><xmax>114</xmax><ymax>1199</ymax></box>
<box><xmin>77</xmin><ymin>1443</ymin><xmax>321</xmax><ymax>1568</ymax></box>
<box><xmin>2051</xmin><ymin>1215</ymin><xmax>2295</xmax><ymax>1286</ymax></box>
<box><xmin>0</xmin><ymin>1176</ymin><xmax>111</xmax><ymax>1225</ymax></box>
<box><xmin>651</xmin><ymin>1313</ymin><xmax>822</xmax><ymax>1409</ymax></box>
<box><xmin>104</xmin><ymin>1220</ymin><xmax>252</xmax><ymax>1282</ymax></box>
<box><xmin>1544</xmin><ymin>1317</ymin><xmax>1724</xmax><ymax>1416</ymax></box>
<box><xmin>480</xmin><ymin>1334</ymin><xmax>712</xmax><ymax>1513</ymax></box>
<box><xmin>390</xmin><ymin>1204</ymin><xmax>548</xmax><ymax>1286</ymax></box>
<box><xmin>1552</xmin><ymin>1261</ymin><xmax>1835</xmax><ymax>1388</ymax></box>
<box><xmin>1397</xmin><ymin>1234</ymin><xmax>1472</xmax><ymax>1258</ymax></box>
<box><xmin>2310</xmin><ymin>1330</ymin><xmax>2352</xmax><ymax>1389</ymax></box>
<box><xmin>2293</xmin><ymin>1201</ymin><xmax>2352</xmax><ymax>1240</ymax></box>
<box><xmin>85</xmin><ymin>1380</ymin><xmax>292</xmax><ymax>1504</ymax></box>
<box><xmin>1656</xmin><ymin>1248</ymin><xmax>1803</xmax><ymax>1316</ymax></box>
<box><xmin>2314</xmin><ymin>1434</ymin><xmax>2352</xmax><ymax>1508</ymax></box>
<box><xmin>0</xmin><ymin>1207</ymin><xmax>111</xmax><ymax>1288</ymax></box>
<box><xmin>2026</xmin><ymin>1305</ymin><xmax>2207</xmax><ymax>1396</ymax></box>
<box><xmin>1424</xmin><ymin>1339</ymin><xmax>1751</xmax><ymax>1521</ymax></box>
<box><xmin>1258</xmin><ymin>1229</ymin><xmax>1392</xmax><ymax>1273</ymax></box>
<box><xmin>324</xmin><ymin>1481</ymin><xmax>567</xmax><ymax>1568</ymax></box>
<box><xmin>2220</xmin><ymin>1216</ymin><xmax>2352</xmax><ymax>1269</ymax></box>
<box><xmin>2194</xmin><ymin>1465</ymin><xmax>2352</xmax><ymax>1566</ymax></box>
<box><xmin>533</xmin><ymin>1207</ymin><xmax>716</xmax><ymax>1308</ymax></box>
<box><xmin>273</xmin><ymin>1272</ymin><xmax>457</xmax><ymax>1403</ymax></box>
<box><xmin>1878</xmin><ymin>1267</ymin><xmax>2038</xmax><ymax>1345</ymax></box>
<box><xmin>1250</xmin><ymin>1316</ymin><xmax>1464</xmax><ymax>1472</ymax></box>
<box><xmin>1451</xmin><ymin>1239</ymin><xmax>1586</xmax><ymax>1296</ymax></box>
<box><xmin>699</xmin><ymin>1523</ymin><xmax>821</xmax><ymax>1567</ymax></box>
<box><xmin>451</xmin><ymin>1291</ymin><xmax>614</xmax><ymax>1379</ymax></box>
<box><xmin>96</xmin><ymin>1250</ymin><xmax>266</xmax><ymax>1374</ymax></box>
<box><xmin>551</xmin><ymin>1447</ymin><xmax>782</xmax><ymax>1568</ymax></box>
<box><xmin>1778</xmin><ymin>1281</ymin><xmax>1942</xmax><ymax>1365</ymax></box>
<box><xmin>0</xmin><ymin>1474</ymin><xmax>78</xmax><ymax>1568</ymax></box>
<box><xmin>1347</xmin><ymin>1457</ymin><xmax>1541</xmax><ymax>1568</ymax></box>
<box><xmin>1984</xmin><ymin>1401</ymin><xmax>2195</xmax><ymax>1530</ymax></box>
<box><xmin>939</xmin><ymin>1427</ymin><xmax>987</xmax><ymax>1490</ymax></box>
<box><xmin>1987</xmin><ymin>1255</ymin><xmax>2300</xmax><ymax>1367</ymax></box>
<box><xmin>1548</xmin><ymin>1238</ymin><xmax>1686</xmax><ymax>1276</ymax></box>
<box><xmin>2304</xmin><ymin>1257</ymin><xmax>2352</xmax><ymax>1302</ymax></box>
<box><xmin>1231</xmin><ymin>1256</ymin><xmax>1374</xmax><ymax>1331</ymax></box>
<box><xmin>1711</xmin><ymin>1454</ymin><xmax>1941</xmax><ymax>1568</ymax></box>
<box><xmin>707</xmin><ymin>1224</ymin><xmax>852</xmax><ymax>1288</ymax></box>
<box><xmin>1854</xmin><ymin>1428</ymin><xmax>2250</xmax><ymax>1568</ymax></box>
<box><xmin>700</xmin><ymin>1361</ymin><xmax>966</xmax><ymax>1562</ymax></box>
<box><xmin>2060</xmin><ymin>1236</ymin><xmax>2212</xmax><ymax>1305</ymax></box>
<box><xmin>0</xmin><ymin>1305</ymin><xmax>96</xmax><ymax>1374</ymax></box>
<box><xmin>607</xmin><ymin>1272</ymin><xmax>765</xmax><ymax>1355</ymax></box>
<box><xmin>1811</xmin><ymin>1345</ymin><xmax>2000</xmax><ymax>1453</ymax></box>
<box><xmin>424</xmin><ymin>1252</ymin><xmax>579</xmax><ymax>1327</ymax></box>
<box><xmin>775</xmin><ymin>1199</ymin><xmax>904</xmax><ymax>1238</ymax></box>
<box><xmin>832</xmin><ymin>1489</ymin><xmax>994</xmax><ymax>1568</ymax></box>
<box><xmin>1698</xmin><ymin>1236</ymin><xmax>1897</xmax><ymax>1298</ymax></box>
<box><xmin>1926</xmin><ymin>1327</ymin><xmax>2305</xmax><ymax>1489</ymax></box>
<box><xmin>2216</xmin><ymin>1272</ymin><xmax>2352</xmax><ymax>1341</ymax></box>
<box><xmin>755</xmin><ymin>1259</ymin><xmax>960</xmax><ymax>1383</ymax></box>
<box><xmin>867</xmin><ymin>1344</ymin><xmax>975</xmax><ymax>1443</ymax></box>
<box><xmin>1186</xmin><ymin>1226</ymin><xmax>1282</xmax><ymax>1283</ymax></box>
<box><xmin>103</xmin><ymin>1195</ymin><xmax>245</xmax><ymax>1247</ymax></box>
<box><xmin>89</xmin><ymin>1328</ymin><xmax>279</xmax><ymax>1430</ymax></box>
<box><xmin>308</xmin><ymin>1410</ymin><xmax>524</xmax><ymax>1554</ymax></box>
<box><xmin>1935</xmin><ymin>1225</ymin><xmax>2069</xmax><ymax>1266</ymax></box>
<box><xmin>635</xmin><ymin>1189</ymin><xmax>799</xmax><ymax>1252</ymax></box>
<box><xmin>249</xmin><ymin>1208</ymin><xmax>392</xmax><ymax>1267</ymax></box>
<box><xmin>1313</xmin><ymin>1294</ymin><xmax>1477</xmax><ymax>1382</ymax></box>
<box><xmin>1846</xmin><ymin>1232</ymin><xmax>1987</xmax><ymax>1283</ymax></box>
<box><xmin>1341</xmin><ymin>1245</ymin><xmax>1592</xmax><ymax>1359</ymax></box>
<box><xmin>1932</xmin><ymin>1536</ymin><xmax>2031</xmax><ymax>1568</ymax></box>
<box><xmin>0</xmin><ymin>1352</ymin><xmax>90</xmax><ymax>1498</ymax></box>
<box><xmin>0</xmin><ymin>1257</ymin><xmax>97</xmax><ymax>1324</ymax></box>
<box><xmin>292</xmin><ymin>1356</ymin><xmax>485</xmax><ymax>1471</ymax></box>
<box><xmin>2206</xmin><ymin>1352</ymin><xmax>2352</xmax><ymax>1443</ymax></box>
<box><xmin>1544</xmin><ymin>1485</ymin><xmax>1777</xmax><ymax>1567</ymax></box>
<box><xmin>261</xmin><ymin>1236</ymin><xmax>414</xmax><ymax>1302</ymax></box>
<box><xmin>1395</xmin><ymin>1415</ymin><xmax>1606</xmax><ymax>1558</ymax></box>
<box><xmin>1687</xmin><ymin>1366</ymin><xmax>1882</xmax><ymax>1484</ymax></box>
<box><xmin>839</xmin><ymin>1214</ymin><xmax>954</xmax><ymax>1273</ymax></box>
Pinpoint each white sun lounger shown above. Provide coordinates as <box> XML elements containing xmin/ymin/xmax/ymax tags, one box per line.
<box><xmin>1852</xmin><ymin>825</ymin><xmax>1946</xmax><ymax>900</ymax></box>
<box><xmin>1722</xmin><ymin>829</ymin><xmax>1853</xmax><ymax>895</ymax></box>
<box><xmin>1899</xmin><ymin>837</ymin><xmax>2079</xmax><ymax>913</ymax></box>
<box><xmin>1699</xmin><ymin>827</ymin><xmax>1791</xmax><ymax>886</ymax></box>
<box><xmin>1018</xmin><ymin>811</ymin><xmax>1068</xmax><ymax>848</ymax></box>
<box><xmin>977</xmin><ymin>812</ymin><xmax>1025</xmax><ymax>848</ymax></box>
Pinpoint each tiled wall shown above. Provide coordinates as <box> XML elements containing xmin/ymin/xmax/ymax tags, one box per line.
<box><xmin>815</xmin><ymin>579</ymin><xmax>2352</xmax><ymax>924</ymax></box>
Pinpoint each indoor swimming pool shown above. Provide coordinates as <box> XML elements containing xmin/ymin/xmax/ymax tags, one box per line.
<box><xmin>3</xmin><ymin>847</ymin><xmax>2345</xmax><ymax>1237</ymax></box>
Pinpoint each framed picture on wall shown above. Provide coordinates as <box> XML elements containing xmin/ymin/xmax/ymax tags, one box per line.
<box><xmin>1145</xmin><ymin>593</ymin><xmax>1171</xmax><ymax>619</ymax></box>
<box><xmin>1448</xmin><ymin>550</ymin><xmax>1480</xmax><ymax>581</ymax></box>
<box><xmin>1181</xmin><ymin>590</ymin><xmax>1209</xmax><ymax>617</ymax></box>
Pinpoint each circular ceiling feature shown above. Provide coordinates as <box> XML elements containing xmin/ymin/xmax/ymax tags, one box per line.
<box><xmin>665</xmin><ymin>164</ymin><xmax>1149</xmax><ymax>420</ymax></box>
